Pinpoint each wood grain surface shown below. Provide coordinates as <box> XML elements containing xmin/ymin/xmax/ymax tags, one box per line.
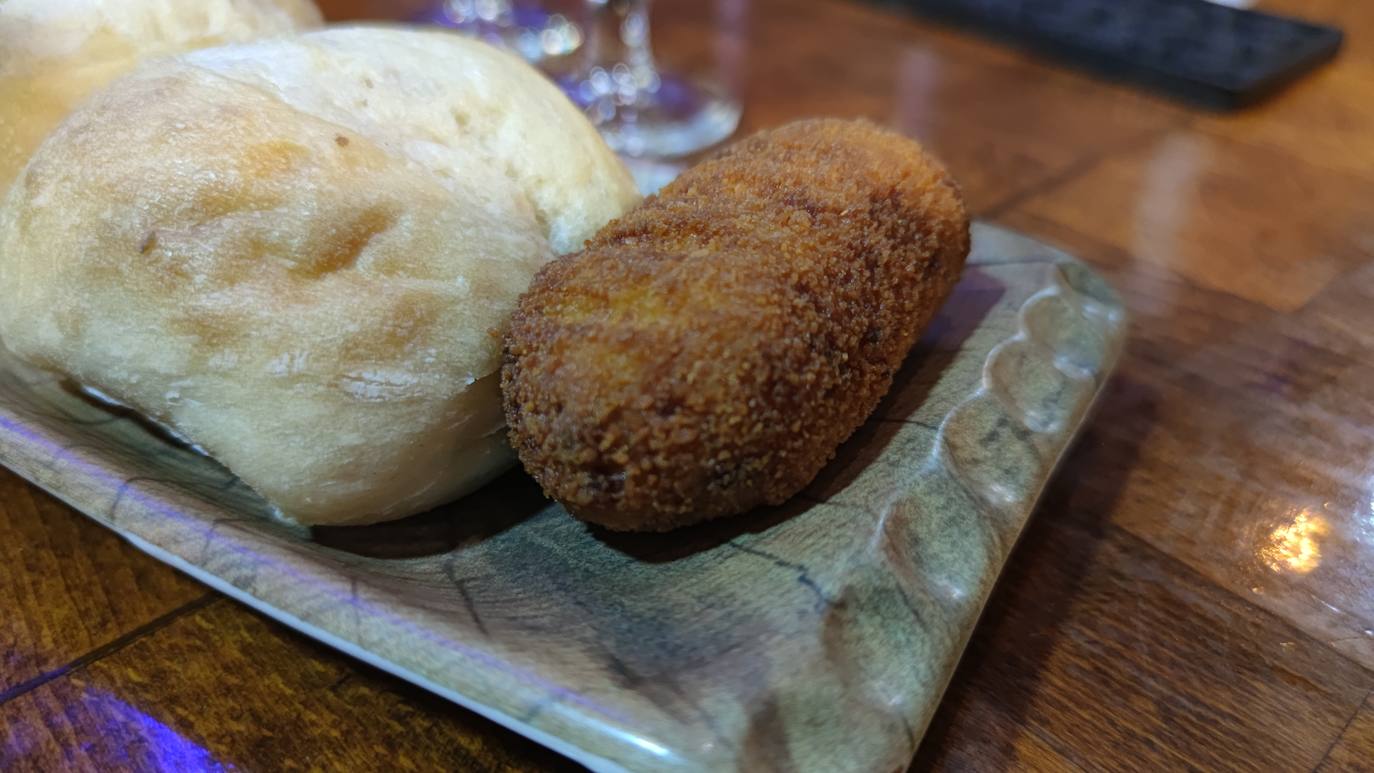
<box><xmin>2</xmin><ymin>0</ymin><xmax>1372</xmax><ymax>770</ymax></box>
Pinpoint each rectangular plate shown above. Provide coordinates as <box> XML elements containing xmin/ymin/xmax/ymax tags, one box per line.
<box><xmin>0</xmin><ymin>223</ymin><xmax>1126</xmax><ymax>772</ymax></box>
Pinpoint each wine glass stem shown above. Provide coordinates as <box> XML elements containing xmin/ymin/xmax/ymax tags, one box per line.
<box><xmin>566</xmin><ymin>0</ymin><xmax>740</xmax><ymax>160</ymax></box>
<box><xmin>583</xmin><ymin>0</ymin><xmax>660</xmax><ymax>98</ymax></box>
<box><xmin>444</xmin><ymin>0</ymin><xmax>513</xmax><ymax>26</ymax></box>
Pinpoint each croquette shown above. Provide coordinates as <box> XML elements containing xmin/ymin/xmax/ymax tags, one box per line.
<box><xmin>502</xmin><ymin>118</ymin><xmax>970</xmax><ymax>531</ymax></box>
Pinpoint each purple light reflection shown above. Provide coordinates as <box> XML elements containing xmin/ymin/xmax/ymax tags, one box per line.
<box><xmin>1</xmin><ymin>689</ymin><xmax>230</xmax><ymax>771</ymax></box>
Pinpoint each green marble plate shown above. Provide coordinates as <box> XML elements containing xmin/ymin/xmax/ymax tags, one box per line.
<box><xmin>0</xmin><ymin>223</ymin><xmax>1125</xmax><ymax>771</ymax></box>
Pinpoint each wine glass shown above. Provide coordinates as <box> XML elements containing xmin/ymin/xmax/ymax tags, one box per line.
<box><xmin>559</xmin><ymin>0</ymin><xmax>741</xmax><ymax>159</ymax></box>
<box><xmin>419</xmin><ymin>1</ymin><xmax>583</xmax><ymax>63</ymax></box>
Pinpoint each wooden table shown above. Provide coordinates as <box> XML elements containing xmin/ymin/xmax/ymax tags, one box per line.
<box><xmin>4</xmin><ymin>0</ymin><xmax>1373</xmax><ymax>769</ymax></box>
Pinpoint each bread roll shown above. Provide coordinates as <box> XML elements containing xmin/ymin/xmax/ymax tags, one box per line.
<box><xmin>0</xmin><ymin>0</ymin><xmax>322</xmax><ymax>197</ymax></box>
<box><xmin>0</xmin><ymin>27</ymin><xmax>640</xmax><ymax>525</ymax></box>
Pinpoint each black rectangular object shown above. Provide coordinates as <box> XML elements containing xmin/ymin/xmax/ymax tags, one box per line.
<box><xmin>871</xmin><ymin>0</ymin><xmax>1343</xmax><ymax>109</ymax></box>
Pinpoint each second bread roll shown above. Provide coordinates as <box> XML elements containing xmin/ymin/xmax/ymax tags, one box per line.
<box><xmin>0</xmin><ymin>0</ymin><xmax>323</xmax><ymax>197</ymax></box>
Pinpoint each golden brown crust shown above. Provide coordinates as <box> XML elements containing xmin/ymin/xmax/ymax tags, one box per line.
<box><xmin>502</xmin><ymin>118</ymin><xmax>970</xmax><ymax>531</ymax></box>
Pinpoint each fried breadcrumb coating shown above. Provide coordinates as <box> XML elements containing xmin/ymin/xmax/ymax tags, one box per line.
<box><xmin>502</xmin><ymin>118</ymin><xmax>970</xmax><ymax>531</ymax></box>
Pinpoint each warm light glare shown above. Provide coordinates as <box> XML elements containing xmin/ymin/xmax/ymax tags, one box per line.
<box><xmin>1260</xmin><ymin>510</ymin><xmax>1327</xmax><ymax>574</ymax></box>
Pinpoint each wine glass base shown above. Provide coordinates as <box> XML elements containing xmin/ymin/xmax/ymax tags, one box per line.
<box><xmin>563</xmin><ymin>72</ymin><xmax>742</xmax><ymax>159</ymax></box>
<box><xmin>620</xmin><ymin>155</ymin><xmax>687</xmax><ymax>195</ymax></box>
